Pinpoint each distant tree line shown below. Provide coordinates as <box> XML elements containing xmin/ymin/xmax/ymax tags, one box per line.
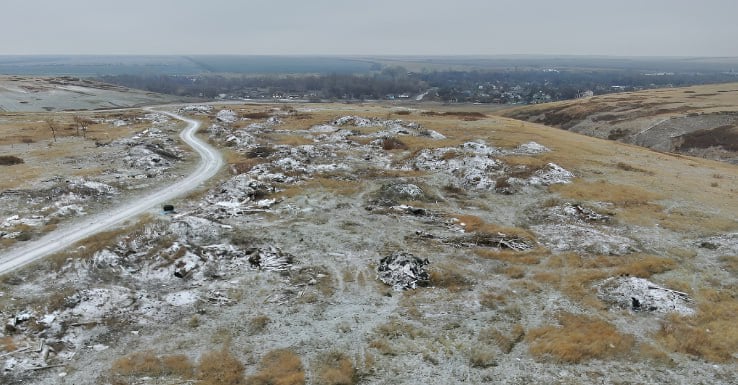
<box><xmin>97</xmin><ymin>67</ymin><xmax>738</xmax><ymax>103</ymax></box>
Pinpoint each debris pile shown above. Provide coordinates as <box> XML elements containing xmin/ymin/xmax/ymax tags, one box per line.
<box><xmin>216</xmin><ymin>109</ymin><xmax>237</xmax><ymax>123</ymax></box>
<box><xmin>377</xmin><ymin>252</ymin><xmax>430</xmax><ymax>290</ymax></box>
<box><xmin>450</xmin><ymin>232</ymin><xmax>535</xmax><ymax>251</ymax></box>
<box><xmin>179</xmin><ymin>104</ymin><xmax>213</xmax><ymax>114</ymax></box>
<box><xmin>246</xmin><ymin>246</ymin><xmax>294</xmax><ymax>272</ymax></box>
<box><xmin>597</xmin><ymin>276</ymin><xmax>693</xmax><ymax>315</ymax></box>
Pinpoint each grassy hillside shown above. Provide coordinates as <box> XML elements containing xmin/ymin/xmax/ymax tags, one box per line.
<box><xmin>500</xmin><ymin>82</ymin><xmax>738</xmax><ymax>163</ymax></box>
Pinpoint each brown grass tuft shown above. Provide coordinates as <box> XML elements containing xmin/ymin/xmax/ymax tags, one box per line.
<box><xmin>479</xmin><ymin>324</ymin><xmax>525</xmax><ymax>354</ymax></box>
<box><xmin>657</xmin><ymin>290</ymin><xmax>738</xmax><ymax>362</ymax></box>
<box><xmin>247</xmin><ymin>349</ymin><xmax>305</xmax><ymax>385</ymax></box>
<box><xmin>1</xmin><ymin>337</ymin><xmax>17</xmax><ymax>352</ymax></box>
<box><xmin>428</xmin><ymin>261</ymin><xmax>474</xmax><ymax>292</ymax></box>
<box><xmin>527</xmin><ymin>312</ymin><xmax>635</xmax><ymax>363</ymax></box>
<box><xmin>315</xmin><ymin>351</ymin><xmax>356</xmax><ymax>385</ymax></box>
<box><xmin>615</xmin><ymin>255</ymin><xmax>676</xmax><ymax>277</ymax></box>
<box><xmin>479</xmin><ymin>291</ymin><xmax>507</xmax><ymax>310</ymax></box>
<box><xmin>453</xmin><ymin>214</ymin><xmax>536</xmax><ymax>241</ymax></box>
<box><xmin>381</xmin><ymin>137</ymin><xmax>408</xmax><ymax>151</ymax></box>
<box><xmin>474</xmin><ymin>247</ymin><xmax>546</xmax><ymax>265</ymax></box>
<box><xmin>197</xmin><ymin>348</ymin><xmax>245</xmax><ymax>385</ymax></box>
<box><xmin>111</xmin><ymin>351</ymin><xmax>194</xmax><ymax>378</ymax></box>
<box><xmin>232</xmin><ymin>158</ymin><xmax>268</xmax><ymax>174</ymax></box>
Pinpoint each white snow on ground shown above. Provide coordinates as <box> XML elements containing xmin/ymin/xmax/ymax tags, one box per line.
<box><xmin>531</xmin><ymin>223</ymin><xmax>637</xmax><ymax>255</ymax></box>
<box><xmin>164</xmin><ymin>290</ymin><xmax>200</xmax><ymax>306</ymax></box>
<box><xmin>597</xmin><ymin>276</ymin><xmax>694</xmax><ymax>315</ymax></box>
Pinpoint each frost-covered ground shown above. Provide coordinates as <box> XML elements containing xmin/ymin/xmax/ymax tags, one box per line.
<box><xmin>0</xmin><ymin>105</ymin><xmax>736</xmax><ymax>384</ymax></box>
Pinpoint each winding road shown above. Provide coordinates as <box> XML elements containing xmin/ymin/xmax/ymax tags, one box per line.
<box><xmin>0</xmin><ymin>109</ymin><xmax>224</xmax><ymax>275</ymax></box>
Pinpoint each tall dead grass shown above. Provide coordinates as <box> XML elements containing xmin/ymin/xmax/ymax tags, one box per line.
<box><xmin>247</xmin><ymin>349</ymin><xmax>305</xmax><ymax>385</ymax></box>
<box><xmin>315</xmin><ymin>351</ymin><xmax>357</xmax><ymax>385</ymax></box>
<box><xmin>197</xmin><ymin>347</ymin><xmax>245</xmax><ymax>385</ymax></box>
<box><xmin>452</xmin><ymin>214</ymin><xmax>536</xmax><ymax>241</ymax></box>
<box><xmin>657</xmin><ymin>289</ymin><xmax>738</xmax><ymax>362</ymax></box>
<box><xmin>527</xmin><ymin>312</ymin><xmax>635</xmax><ymax>363</ymax></box>
<box><xmin>111</xmin><ymin>351</ymin><xmax>194</xmax><ymax>378</ymax></box>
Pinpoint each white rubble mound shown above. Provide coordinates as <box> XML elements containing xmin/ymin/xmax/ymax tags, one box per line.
<box><xmin>510</xmin><ymin>141</ymin><xmax>550</xmax><ymax>155</ymax></box>
<box><xmin>597</xmin><ymin>276</ymin><xmax>693</xmax><ymax>315</ymax></box>
<box><xmin>528</xmin><ymin>163</ymin><xmax>575</xmax><ymax>186</ymax></box>
<box><xmin>216</xmin><ymin>109</ymin><xmax>238</xmax><ymax>123</ymax></box>
<box><xmin>180</xmin><ymin>105</ymin><xmax>213</xmax><ymax>114</ymax></box>
<box><xmin>532</xmin><ymin>223</ymin><xmax>636</xmax><ymax>255</ymax></box>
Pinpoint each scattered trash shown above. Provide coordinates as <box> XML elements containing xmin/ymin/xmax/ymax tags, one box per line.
<box><xmin>377</xmin><ymin>252</ymin><xmax>430</xmax><ymax>290</ymax></box>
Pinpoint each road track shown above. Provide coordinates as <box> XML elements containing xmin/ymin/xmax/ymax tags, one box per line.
<box><xmin>0</xmin><ymin>109</ymin><xmax>223</xmax><ymax>275</ymax></box>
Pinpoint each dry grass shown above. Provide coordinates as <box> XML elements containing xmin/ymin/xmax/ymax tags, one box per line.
<box><xmin>657</xmin><ymin>289</ymin><xmax>738</xmax><ymax>362</ymax></box>
<box><xmin>615</xmin><ymin>255</ymin><xmax>676</xmax><ymax>277</ymax></box>
<box><xmin>277</xmin><ymin>177</ymin><xmax>362</xmax><ymax>198</ymax></box>
<box><xmin>315</xmin><ymin>351</ymin><xmax>357</xmax><ymax>385</ymax></box>
<box><xmin>479</xmin><ymin>324</ymin><xmax>525</xmax><ymax>354</ymax></box>
<box><xmin>718</xmin><ymin>255</ymin><xmax>738</xmax><ymax>273</ymax></box>
<box><xmin>655</xmin><ymin>208</ymin><xmax>738</xmax><ymax>235</ymax></box>
<box><xmin>231</xmin><ymin>157</ymin><xmax>269</xmax><ymax>174</ymax></box>
<box><xmin>468</xmin><ymin>346</ymin><xmax>497</xmax><ymax>368</ymax></box>
<box><xmin>197</xmin><ymin>347</ymin><xmax>245</xmax><ymax>385</ymax></box>
<box><xmin>248</xmin><ymin>315</ymin><xmax>271</xmax><ymax>335</ymax></box>
<box><xmin>527</xmin><ymin>312</ymin><xmax>635</xmax><ymax>363</ymax></box>
<box><xmin>503</xmin><ymin>265</ymin><xmax>526</xmax><ymax>279</ymax></box>
<box><xmin>428</xmin><ymin>261</ymin><xmax>474</xmax><ymax>292</ymax></box>
<box><xmin>550</xmin><ymin>180</ymin><xmax>663</xmax><ymax>207</ymax></box>
<box><xmin>479</xmin><ymin>291</ymin><xmax>508</xmax><ymax>310</ymax></box>
<box><xmin>452</xmin><ymin>214</ymin><xmax>536</xmax><ymax>241</ymax></box>
<box><xmin>111</xmin><ymin>351</ymin><xmax>194</xmax><ymax>378</ymax></box>
<box><xmin>474</xmin><ymin>247</ymin><xmax>546</xmax><ymax>265</ymax></box>
<box><xmin>247</xmin><ymin>349</ymin><xmax>305</xmax><ymax>385</ymax></box>
<box><xmin>615</xmin><ymin>162</ymin><xmax>654</xmax><ymax>175</ymax></box>
<box><xmin>380</xmin><ymin>137</ymin><xmax>408</xmax><ymax>151</ymax></box>
<box><xmin>271</xmin><ymin>134</ymin><xmax>315</xmax><ymax>146</ymax></box>
<box><xmin>1</xmin><ymin>336</ymin><xmax>17</xmax><ymax>352</ymax></box>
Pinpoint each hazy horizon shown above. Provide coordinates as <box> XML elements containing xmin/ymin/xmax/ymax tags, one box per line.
<box><xmin>2</xmin><ymin>0</ymin><xmax>736</xmax><ymax>57</ymax></box>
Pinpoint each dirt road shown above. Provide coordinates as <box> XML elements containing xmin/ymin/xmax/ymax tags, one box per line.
<box><xmin>0</xmin><ymin>109</ymin><xmax>223</xmax><ymax>275</ymax></box>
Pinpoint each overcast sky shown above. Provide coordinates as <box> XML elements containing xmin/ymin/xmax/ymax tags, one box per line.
<box><xmin>2</xmin><ymin>0</ymin><xmax>735</xmax><ymax>56</ymax></box>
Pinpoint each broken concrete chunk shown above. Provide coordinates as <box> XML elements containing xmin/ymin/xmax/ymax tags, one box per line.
<box><xmin>597</xmin><ymin>276</ymin><xmax>693</xmax><ymax>315</ymax></box>
<box><xmin>377</xmin><ymin>252</ymin><xmax>430</xmax><ymax>291</ymax></box>
<box><xmin>246</xmin><ymin>246</ymin><xmax>294</xmax><ymax>272</ymax></box>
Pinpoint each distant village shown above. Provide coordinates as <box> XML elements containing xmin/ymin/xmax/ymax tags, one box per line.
<box><xmin>100</xmin><ymin>67</ymin><xmax>735</xmax><ymax>105</ymax></box>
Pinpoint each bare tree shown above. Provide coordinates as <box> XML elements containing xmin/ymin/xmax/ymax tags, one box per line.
<box><xmin>45</xmin><ymin>119</ymin><xmax>57</xmax><ymax>142</ymax></box>
<box><xmin>72</xmin><ymin>115</ymin><xmax>91</xmax><ymax>138</ymax></box>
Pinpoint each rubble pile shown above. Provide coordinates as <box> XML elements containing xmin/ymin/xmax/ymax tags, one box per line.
<box><xmin>597</xmin><ymin>276</ymin><xmax>693</xmax><ymax>315</ymax></box>
<box><xmin>411</xmin><ymin>140</ymin><xmax>571</xmax><ymax>191</ymax></box>
<box><xmin>203</xmin><ymin>174</ymin><xmax>279</xmax><ymax>218</ymax></box>
<box><xmin>377</xmin><ymin>252</ymin><xmax>430</xmax><ymax>290</ymax></box>
<box><xmin>246</xmin><ymin>246</ymin><xmax>295</xmax><ymax>272</ymax></box>
<box><xmin>216</xmin><ymin>109</ymin><xmax>238</xmax><ymax>123</ymax></box>
<box><xmin>179</xmin><ymin>104</ymin><xmax>213</xmax><ymax>114</ymax></box>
